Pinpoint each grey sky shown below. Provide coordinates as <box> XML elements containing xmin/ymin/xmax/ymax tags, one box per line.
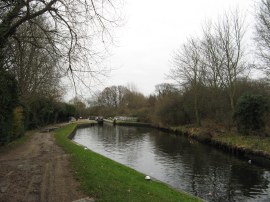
<box><xmin>64</xmin><ymin>0</ymin><xmax>257</xmax><ymax>100</ymax></box>
<box><xmin>101</xmin><ymin>0</ymin><xmax>256</xmax><ymax>96</ymax></box>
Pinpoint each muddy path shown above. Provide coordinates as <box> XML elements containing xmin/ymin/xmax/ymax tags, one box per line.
<box><xmin>0</xmin><ymin>126</ymin><xmax>92</xmax><ymax>202</ymax></box>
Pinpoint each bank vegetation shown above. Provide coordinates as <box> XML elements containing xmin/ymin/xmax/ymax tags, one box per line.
<box><xmin>87</xmin><ymin>4</ymin><xmax>270</xmax><ymax>149</ymax></box>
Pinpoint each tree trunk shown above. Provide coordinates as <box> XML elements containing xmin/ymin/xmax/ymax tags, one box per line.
<box><xmin>194</xmin><ymin>89</ymin><xmax>201</xmax><ymax>126</ymax></box>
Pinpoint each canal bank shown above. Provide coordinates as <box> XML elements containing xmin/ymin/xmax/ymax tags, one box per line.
<box><xmin>104</xmin><ymin>118</ymin><xmax>152</xmax><ymax>127</ymax></box>
<box><xmin>55</xmin><ymin>123</ymin><xmax>202</xmax><ymax>202</ymax></box>
<box><xmin>168</xmin><ymin>126</ymin><xmax>270</xmax><ymax>168</ymax></box>
<box><xmin>104</xmin><ymin>119</ymin><xmax>270</xmax><ymax>168</ymax></box>
<box><xmin>73</xmin><ymin>124</ymin><xmax>270</xmax><ymax>201</ymax></box>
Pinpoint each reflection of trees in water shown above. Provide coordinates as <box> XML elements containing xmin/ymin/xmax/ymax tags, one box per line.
<box><xmin>147</xmin><ymin>130</ymin><xmax>270</xmax><ymax>201</ymax></box>
<box><xmin>230</xmin><ymin>165</ymin><xmax>269</xmax><ymax>195</ymax></box>
<box><xmin>102</xmin><ymin>125</ymin><xmax>151</xmax><ymax>144</ymax></box>
<box><xmin>77</xmin><ymin>125</ymin><xmax>270</xmax><ymax>201</ymax></box>
<box><xmin>90</xmin><ymin>125</ymin><xmax>152</xmax><ymax>165</ymax></box>
<box><xmin>88</xmin><ymin>125</ymin><xmax>150</xmax><ymax>146</ymax></box>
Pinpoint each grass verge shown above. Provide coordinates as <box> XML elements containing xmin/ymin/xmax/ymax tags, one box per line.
<box><xmin>54</xmin><ymin>123</ymin><xmax>202</xmax><ymax>202</ymax></box>
<box><xmin>213</xmin><ymin>134</ymin><xmax>270</xmax><ymax>155</ymax></box>
<box><xmin>172</xmin><ymin>126</ymin><xmax>270</xmax><ymax>161</ymax></box>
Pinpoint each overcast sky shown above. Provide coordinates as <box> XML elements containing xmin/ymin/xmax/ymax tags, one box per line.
<box><xmin>101</xmin><ymin>0</ymin><xmax>258</xmax><ymax>96</ymax></box>
<box><xmin>66</xmin><ymin>0</ymin><xmax>258</xmax><ymax>100</ymax></box>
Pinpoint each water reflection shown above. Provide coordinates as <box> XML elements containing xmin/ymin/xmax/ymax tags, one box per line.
<box><xmin>73</xmin><ymin>124</ymin><xmax>270</xmax><ymax>202</ymax></box>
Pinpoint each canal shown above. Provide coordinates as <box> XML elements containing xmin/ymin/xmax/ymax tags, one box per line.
<box><xmin>73</xmin><ymin>124</ymin><xmax>270</xmax><ymax>201</ymax></box>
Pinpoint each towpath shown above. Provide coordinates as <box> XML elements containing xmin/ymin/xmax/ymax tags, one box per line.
<box><xmin>0</xmin><ymin>124</ymin><xmax>92</xmax><ymax>202</ymax></box>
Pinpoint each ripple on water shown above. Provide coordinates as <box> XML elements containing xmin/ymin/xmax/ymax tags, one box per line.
<box><xmin>73</xmin><ymin>125</ymin><xmax>270</xmax><ymax>202</ymax></box>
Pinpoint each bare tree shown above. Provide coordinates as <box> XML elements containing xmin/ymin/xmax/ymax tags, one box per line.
<box><xmin>214</xmin><ymin>11</ymin><xmax>247</xmax><ymax>112</ymax></box>
<box><xmin>121</xmin><ymin>89</ymin><xmax>147</xmax><ymax>110</ymax></box>
<box><xmin>201</xmin><ymin>22</ymin><xmax>225</xmax><ymax>89</ymax></box>
<box><xmin>255</xmin><ymin>0</ymin><xmax>270</xmax><ymax>75</ymax></box>
<box><xmin>169</xmin><ymin>37</ymin><xmax>205</xmax><ymax>126</ymax></box>
<box><xmin>9</xmin><ymin>17</ymin><xmax>63</xmax><ymax>102</ymax></box>
<box><xmin>155</xmin><ymin>83</ymin><xmax>178</xmax><ymax>97</ymax></box>
<box><xmin>0</xmin><ymin>0</ymin><xmax>120</xmax><ymax>84</ymax></box>
<box><xmin>98</xmin><ymin>85</ymin><xmax>129</xmax><ymax>108</ymax></box>
<box><xmin>201</xmin><ymin>11</ymin><xmax>247</xmax><ymax>113</ymax></box>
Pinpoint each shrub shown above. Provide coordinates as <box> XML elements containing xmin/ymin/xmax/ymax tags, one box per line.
<box><xmin>153</xmin><ymin>94</ymin><xmax>190</xmax><ymax>126</ymax></box>
<box><xmin>25</xmin><ymin>98</ymin><xmax>77</xmax><ymax>129</ymax></box>
<box><xmin>233</xmin><ymin>94</ymin><xmax>268</xmax><ymax>135</ymax></box>
<box><xmin>0</xmin><ymin>70</ymin><xmax>19</xmax><ymax>144</ymax></box>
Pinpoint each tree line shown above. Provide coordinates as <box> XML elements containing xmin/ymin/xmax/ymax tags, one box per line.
<box><xmin>0</xmin><ymin>0</ymin><xmax>119</xmax><ymax>144</ymax></box>
<box><xmin>88</xmin><ymin>2</ymin><xmax>270</xmax><ymax>135</ymax></box>
<box><xmin>1</xmin><ymin>1</ymin><xmax>270</xmax><ymax>144</ymax></box>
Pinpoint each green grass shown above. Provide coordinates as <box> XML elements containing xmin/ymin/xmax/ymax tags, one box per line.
<box><xmin>214</xmin><ymin>134</ymin><xmax>270</xmax><ymax>155</ymax></box>
<box><xmin>54</xmin><ymin>123</ymin><xmax>202</xmax><ymax>202</ymax></box>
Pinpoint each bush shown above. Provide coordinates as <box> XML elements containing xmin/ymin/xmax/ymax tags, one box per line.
<box><xmin>25</xmin><ymin>98</ymin><xmax>77</xmax><ymax>129</ymax></box>
<box><xmin>153</xmin><ymin>94</ymin><xmax>190</xmax><ymax>126</ymax></box>
<box><xmin>233</xmin><ymin>94</ymin><xmax>268</xmax><ymax>135</ymax></box>
<box><xmin>0</xmin><ymin>70</ymin><xmax>19</xmax><ymax>144</ymax></box>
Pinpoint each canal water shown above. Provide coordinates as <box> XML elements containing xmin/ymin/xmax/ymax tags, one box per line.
<box><xmin>73</xmin><ymin>124</ymin><xmax>270</xmax><ymax>201</ymax></box>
